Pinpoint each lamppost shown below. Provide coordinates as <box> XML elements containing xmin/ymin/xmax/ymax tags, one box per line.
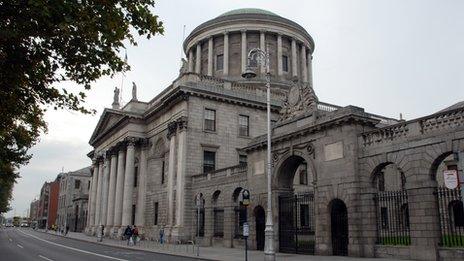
<box><xmin>242</xmin><ymin>47</ymin><xmax>275</xmax><ymax>261</ymax></box>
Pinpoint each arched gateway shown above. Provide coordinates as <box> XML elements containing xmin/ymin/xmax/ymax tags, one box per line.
<box><xmin>275</xmin><ymin>154</ymin><xmax>316</xmax><ymax>254</ymax></box>
<box><xmin>330</xmin><ymin>199</ymin><xmax>348</xmax><ymax>256</ymax></box>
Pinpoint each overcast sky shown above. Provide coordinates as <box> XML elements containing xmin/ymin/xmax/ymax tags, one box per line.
<box><xmin>6</xmin><ymin>0</ymin><xmax>464</xmax><ymax>218</ymax></box>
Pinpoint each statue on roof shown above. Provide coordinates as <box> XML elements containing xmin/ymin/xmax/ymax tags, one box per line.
<box><xmin>132</xmin><ymin>82</ymin><xmax>137</xmax><ymax>101</ymax></box>
<box><xmin>179</xmin><ymin>58</ymin><xmax>188</xmax><ymax>75</ymax></box>
<box><xmin>112</xmin><ymin>87</ymin><xmax>120</xmax><ymax>109</ymax></box>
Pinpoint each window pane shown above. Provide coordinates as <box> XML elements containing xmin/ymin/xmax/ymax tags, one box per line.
<box><xmin>204</xmin><ymin>109</ymin><xmax>216</xmax><ymax>131</ymax></box>
<box><xmin>203</xmin><ymin>151</ymin><xmax>216</xmax><ymax>173</ymax></box>
<box><xmin>238</xmin><ymin>115</ymin><xmax>249</xmax><ymax>136</ymax></box>
<box><xmin>216</xmin><ymin>54</ymin><xmax>224</xmax><ymax>70</ymax></box>
<box><xmin>239</xmin><ymin>155</ymin><xmax>247</xmax><ymax>166</ymax></box>
<box><xmin>282</xmin><ymin>55</ymin><xmax>288</xmax><ymax>72</ymax></box>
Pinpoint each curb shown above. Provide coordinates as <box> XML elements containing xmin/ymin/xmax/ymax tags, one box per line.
<box><xmin>33</xmin><ymin>229</ymin><xmax>213</xmax><ymax>261</ymax></box>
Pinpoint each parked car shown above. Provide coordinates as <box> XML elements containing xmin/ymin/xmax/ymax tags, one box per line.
<box><xmin>20</xmin><ymin>222</ymin><xmax>29</xmax><ymax>227</ymax></box>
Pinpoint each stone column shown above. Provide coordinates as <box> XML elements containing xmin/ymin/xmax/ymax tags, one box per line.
<box><xmin>260</xmin><ymin>30</ymin><xmax>266</xmax><ymax>75</ymax></box>
<box><xmin>188</xmin><ymin>49</ymin><xmax>194</xmax><ymax>72</ymax></box>
<box><xmin>135</xmin><ymin>141</ymin><xmax>148</xmax><ymax>228</ymax></box>
<box><xmin>122</xmin><ymin>138</ymin><xmax>136</xmax><ymax>226</ymax></box>
<box><xmin>277</xmin><ymin>34</ymin><xmax>283</xmax><ymax>77</ymax></box>
<box><xmin>167</xmin><ymin>121</ymin><xmax>177</xmax><ymax>226</ymax></box>
<box><xmin>241</xmin><ymin>30</ymin><xmax>247</xmax><ymax>73</ymax></box>
<box><xmin>207</xmin><ymin>37</ymin><xmax>213</xmax><ymax>76</ymax></box>
<box><xmin>175</xmin><ymin>118</ymin><xmax>188</xmax><ymax>227</ymax></box>
<box><xmin>89</xmin><ymin>162</ymin><xmax>99</xmax><ymax>232</ymax></box>
<box><xmin>407</xmin><ymin>180</ymin><xmax>441</xmax><ymax>261</ymax></box>
<box><xmin>95</xmin><ymin>160</ymin><xmax>104</xmax><ymax>226</ymax></box>
<box><xmin>301</xmin><ymin>44</ymin><xmax>308</xmax><ymax>82</ymax></box>
<box><xmin>105</xmin><ymin>150</ymin><xmax>118</xmax><ymax>232</ymax></box>
<box><xmin>100</xmin><ymin>154</ymin><xmax>110</xmax><ymax>227</ymax></box>
<box><xmin>291</xmin><ymin>38</ymin><xmax>298</xmax><ymax>78</ymax></box>
<box><xmin>195</xmin><ymin>43</ymin><xmax>201</xmax><ymax>74</ymax></box>
<box><xmin>223</xmin><ymin>32</ymin><xmax>229</xmax><ymax>76</ymax></box>
<box><xmin>307</xmin><ymin>52</ymin><xmax>313</xmax><ymax>87</ymax></box>
<box><xmin>113</xmin><ymin>147</ymin><xmax>125</xmax><ymax>232</ymax></box>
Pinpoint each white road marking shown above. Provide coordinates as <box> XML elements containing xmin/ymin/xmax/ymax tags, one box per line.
<box><xmin>17</xmin><ymin>244</ymin><xmax>23</xmax><ymax>248</ymax></box>
<box><xmin>8</xmin><ymin>238</ymin><xmax>12</xmax><ymax>242</ymax></box>
<box><xmin>17</xmin><ymin>230</ymin><xmax>129</xmax><ymax>261</ymax></box>
<box><xmin>38</xmin><ymin>255</ymin><xmax>54</xmax><ymax>261</ymax></box>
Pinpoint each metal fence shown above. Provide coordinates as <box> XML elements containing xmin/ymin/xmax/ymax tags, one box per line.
<box><xmin>436</xmin><ymin>186</ymin><xmax>464</xmax><ymax>247</ymax></box>
<box><xmin>375</xmin><ymin>190</ymin><xmax>411</xmax><ymax>245</ymax></box>
<box><xmin>278</xmin><ymin>193</ymin><xmax>315</xmax><ymax>254</ymax></box>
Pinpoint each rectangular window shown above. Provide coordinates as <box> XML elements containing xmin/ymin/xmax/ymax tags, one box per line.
<box><xmin>161</xmin><ymin>161</ymin><xmax>165</xmax><ymax>184</ymax></box>
<box><xmin>216</xmin><ymin>54</ymin><xmax>224</xmax><ymax>70</ymax></box>
<box><xmin>204</xmin><ymin>108</ymin><xmax>216</xmax><ymax>132</ymax></box>
<box><xmin>134</xmin><ymin>166</ymin><xmax>138</xmax><ymax>187</ymax></box>
<box><xmin>299</xmin><ymin>163</ymin><xmax>308</xmax><ymax>185</ymax></box>
<box><xmin>131</xmin><ymin>204</ymin><xmax>136</xmax><ymax>225</ymax></box>
<box><xmin>74</xmin><ymin>180</ymin><xmax>80</xmax><ymax>189</ymax></box>
<box><xmin>238</xmin><ymin>115</ymin><xmax>249</xmax><ymax>137</ymax></box>
<box><xmin>203</xmin><ymin>151</ymin><xmax>216</xmax><ymax>173</ymax></box>
<box><xmin>154</xmin><ymin>202</ymin><xmax>159</xmax><ymax>225</ymax></box>
<box><xmin>300</xmin><ymin>204</ymin><xmax>310</xmax><ymax>227</ymax></box>
<box><xmin>282</xmin><ymin>55</ymin><xmax>289</xmax><ymax>72</ymax></box>
<box><xmin>213</xmin><ymin>208</ymin><xmax>224</xmax><ymax>237</ymax></box>
<box><xmin>239</xmin><ymin>154</ymin><xmax>247</xmax><ymax>166</ymax></box>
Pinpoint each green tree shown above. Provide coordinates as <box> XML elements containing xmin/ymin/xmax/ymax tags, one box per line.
<box><xmin>0</xmin><ymin>0</ymin><xmax>164</xmax><ymax>213</ymax></box>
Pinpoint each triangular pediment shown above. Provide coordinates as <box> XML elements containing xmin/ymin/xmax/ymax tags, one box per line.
<box><xmin>89</xmin><ymin>109</ymin><xmax>126</xmax><ymax>145</ymax></box>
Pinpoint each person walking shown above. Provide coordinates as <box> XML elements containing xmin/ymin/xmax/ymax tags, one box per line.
<box><xmin>124</xmin><ymin>225</ymin><xmax>133</xmax><ymax>246</ymax></box>
<box><xmin>132</xmin><ymin>226</ymin><xmax>139</xmax><ymax>246</ymax></box>
<box><xmin>159</xmin><ymin>226</ymin><xmax>164</xmax><ymax>244</ymax></box>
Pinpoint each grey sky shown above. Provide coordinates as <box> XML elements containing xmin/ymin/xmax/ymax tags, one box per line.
<box><xmin>6</xmin><ymin>0</ymin><xmax>464</xmax><ymax>217</ymax></box>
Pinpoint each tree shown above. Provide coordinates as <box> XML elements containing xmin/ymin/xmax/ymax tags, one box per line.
<box><xmin>0</xmin><ymin>0</ymin><xmax>164</xmax><ymax>213</ymax></box>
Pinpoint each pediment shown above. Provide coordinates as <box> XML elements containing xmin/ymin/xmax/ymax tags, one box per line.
<box><xmin>89</xmin><ymin>109</ymin><xmax>126</xmax><ymax>145</ymax></box>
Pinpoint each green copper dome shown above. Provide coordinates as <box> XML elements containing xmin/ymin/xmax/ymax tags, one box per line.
<box><xmin>218</xmin><ymin>8</ymin><xmax>279</xmax><ymax>17</ymax></box>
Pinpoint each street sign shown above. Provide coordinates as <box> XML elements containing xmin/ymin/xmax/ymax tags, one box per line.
<box><xmin>242</xmin><ymin>189</ymin><xmax>250</xmax><ymax>206</ymax></box>
<box><xmin>243</xmin><ymin>222</ymin><xmax>249</xmax><ymax>237</ymax></box>
<box><xmin>444</xmin><ymin>170</ymin><xmax>459</xmax><ymax>189</ymax></box>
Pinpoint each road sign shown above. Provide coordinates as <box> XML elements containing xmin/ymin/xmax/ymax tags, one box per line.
<box><xmin>243</xmin><ymin>222</ymin><xmax>249</xmax><ymax>237</ymax></box>
<box><xmin>444</xmin><ymin>170</ymin><xmax>459</xmax><ymax>189</ymax></box>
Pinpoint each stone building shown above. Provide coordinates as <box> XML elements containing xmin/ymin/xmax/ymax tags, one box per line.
<box><xmin>57</xmin><ymin>167</ymin><xmax>91</xmax><ymax>232</ymax></box>
<box><xmin>29</xmin><ymin>199</ymin><xmax>39</xmax><ymax>222</ymax></box>
<box><xmin>85</xmin><ymin>9</ymin><xmax>464</xmax><ymax>261</ymax></box>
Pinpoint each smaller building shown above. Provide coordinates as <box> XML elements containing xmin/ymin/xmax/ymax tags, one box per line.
<box><xmin>37</xmin><ymin>179</ymin><xmax>60</xmax><ymax>229</ymax></box>
<box><xmin>29</xmin><ymin>199</ymin><xmax>39</xmax><ymax>222</ymax></box>
<box><xmin>57</xmin><ymin>167</ymin><xmax>91</xmax><ymax>232</ymax></box>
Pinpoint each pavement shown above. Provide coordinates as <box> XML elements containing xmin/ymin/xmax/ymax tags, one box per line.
<box><xmin>1</xmin><ymin>227</ymin><xmax>410</xmax><ymax>261</ymax></box>
<box><xmin>0</xmin><ymin>225</ymin><xmax>410</xmax><ymax>261</ymax></box>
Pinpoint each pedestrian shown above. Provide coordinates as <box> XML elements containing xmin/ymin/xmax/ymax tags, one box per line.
<box><xmin>124</xmin><ymin>225</ymin><xmax>132</xmax><ymax>246</ymax></box>
<box><xmin>159</xmin><ymin>226</ymin><xmax>164</xmax><ymax>244</ymax></box>
<box><xmin>132</xmin><ymin>225</ymin><xmax>139</xmax><ymax>246</ymax></box>
<box><xmin>65</xmin><ymin>225</ymin><xmax>69</xmax><ymax>236</ymax></box>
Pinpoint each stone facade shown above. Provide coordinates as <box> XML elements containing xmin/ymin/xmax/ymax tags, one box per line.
<box><xmin>85</xmin><ymin>8</ymin><xmax>464</xmax><ymax>260</ymax></box>
<box><xmin>56</xmin><ymin>167</ymin><xmax>91</xmax><ymax>232</ymax></box>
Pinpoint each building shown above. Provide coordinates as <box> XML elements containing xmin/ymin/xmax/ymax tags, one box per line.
<box><xmin>37</xmin><ymin>179</ymin><xmax>60</xmax><ymax>229</ymax></box>
<box><xmin>85</xmin><ymin>9</ymin><xmax>464</xmax><ymax>261</ymax></box>
<box><xmin>29</xmin><ymin>199</ymin><xmax>39</xmax><ymax>222</ymax></box>
<box><xmin>57</xmin><ymin>167</ymin><xmax>91</xmax><ymax>232</ymax></box>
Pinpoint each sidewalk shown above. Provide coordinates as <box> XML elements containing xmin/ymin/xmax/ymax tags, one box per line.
<box><xmin>38</xmin><ymin>229</ymin><xmax>407</xmax><ymax>261</ymax></box>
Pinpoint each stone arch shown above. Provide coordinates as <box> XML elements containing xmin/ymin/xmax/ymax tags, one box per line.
<box><xmin>153</xmin><ymin>137</ymin><xmax>167</xmax><ymax>157</ymax></box>
<box><xmin>253</xmin><ymin>205</ymin><xmax>266</xmax><ymax>251</ymax></box>
<box><xmin>212</xmin><ymin>190</ymin><xmax>221</xmax><ymax>204</ymax></box>
<box><xmin>272</xmin><ymin>149</ymin><xmax>317</xmax><ymax>192</ymax></box>
<box><xmin>328</xmin><ymin>198</ymin><xmax>348</xmax><ymax>256</ymax></box>
<box><xmin>232</xmin><ymin>187</ymin><xmax>243</xmax><ymax>203</ymax></box>
<box><xmin>429</xmin><ymin>151</ymin><xmax>455</xmax><ymax>182</ymax></box>
<box><xmin>370</xmin><ymin>161</ymin><xmax>407</xmax><ymax>191</ymax></box>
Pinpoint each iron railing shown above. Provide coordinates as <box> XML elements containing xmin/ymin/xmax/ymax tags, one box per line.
<box><xmin>375</xmin><ymin>190</ymin><xmax>411</xmax><ymax>245</ymax></box>
<box><xmin>436</xmin><ymin>187</ymin><xmax>464</xmax><ymax>247</ymax></box>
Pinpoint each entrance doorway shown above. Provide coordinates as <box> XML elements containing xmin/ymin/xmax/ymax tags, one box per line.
<box><xmin>254</xmin><ymin>206</ymin><xmax>265</xmax><ymax>250</ymax></box>
<box><xmin>330</xmin><ymin>199</ymin><xmax>348</xmax><ymax>256</ymax></box>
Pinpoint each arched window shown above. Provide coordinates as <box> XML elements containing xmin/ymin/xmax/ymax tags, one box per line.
<box><xmin>232</xmin><ymin>187</ymin><xmax>246</xmax><ymax>238</ymax></box>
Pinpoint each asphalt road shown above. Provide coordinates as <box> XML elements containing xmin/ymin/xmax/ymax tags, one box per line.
<box><xmin>0</xmin><ymin>227</ymin><xmax>204</xmax><ymax>261</ymax></box>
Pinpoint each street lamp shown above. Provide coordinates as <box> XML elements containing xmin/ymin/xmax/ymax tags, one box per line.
<box><xmin>241</xmin><ymin>47</ymin><xmax>275</xmax><ymax>261</ymax></box>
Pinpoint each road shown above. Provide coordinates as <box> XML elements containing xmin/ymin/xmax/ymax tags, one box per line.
<box><xmin>0</xmin><ymin>227</ymin><xmax>203</xmax><ymax>261</ymax></box>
